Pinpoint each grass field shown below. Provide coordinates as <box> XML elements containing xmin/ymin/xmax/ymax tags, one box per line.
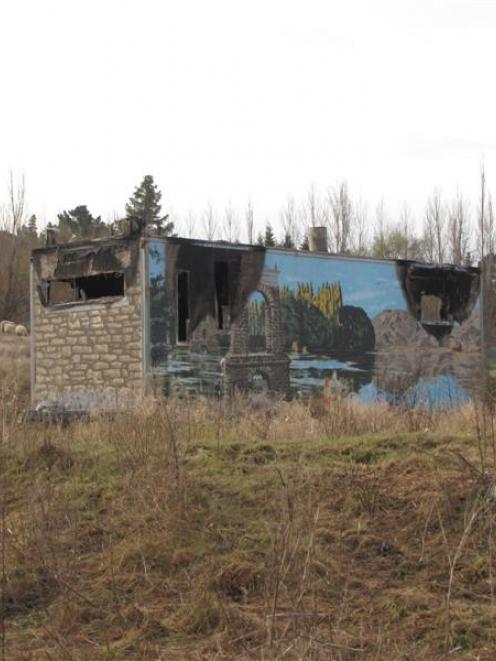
<box><xmin>1</xmin><ymin>336</ymin><xmax>496</xmax><ymax>659</ymax></box>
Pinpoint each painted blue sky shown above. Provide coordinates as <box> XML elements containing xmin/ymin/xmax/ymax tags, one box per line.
<box><xmin>148</xmin><ymin>241</ymin><xmax>166</xmax><ymax>282</ymax></box>
<box><xmin>265</xmin><ymin>251</ymin><xmax>407</xmax><ymax>319</ymax></box>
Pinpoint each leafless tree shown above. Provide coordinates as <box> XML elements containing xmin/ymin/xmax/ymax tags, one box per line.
<box><xmin>351</xmin><ymin>196</ymin><xmax>368</xmax><ymax>255</ymax></box>
<box><xmin>185</xmin><ymin>209</ymin><xmax>196</xmax><ymax>238</ymax></box>
<box><xmin>478</xmin><ymin>160</ymin><xmax>486</xmax><ymax>260</ymax></box>
<box><xmin>486</xmin><ymin>194</ymin><xmax>496</xmax><ymax>256</ymax></box>
<box><xmin>280</xmin><ymin>195</ymin><xmax>299</xmax><ymax>247</ymax></box>
<box><xmin>295</xmin><ymin>187</ymin><xmax>320</xmax><ymax>248</ymax></box>
<box><xmin>222</xmin><ymin>200</ymin><xmax>240</xmax><ymax>243</ymax></box>
<box><xmin>201</xmin><ymin>202</ymin><xmax>217</xmax><ymax>241</ymax></box>
<box><xmin>372</xmin><ymin>197</ymin><xmax>388</xmax><ymax>258</ymax></box>
<box><xmin>400</xmin><ymin>202</ymin><xmax>413</xmax><ymax>259</ymax></box>
<box><xmin>2</xmin><ymin>171</ymin><xmax>27</xmax><ymax>320</ymax></box>
<box><xmin>477</xmin><ymin>161</ymin><xmax>495</xmax><ymax>259</ymax></box>
<box><xmin>307</xmin><ymin>183</ymin><xmax>321</xmax><ymax>227</ymax></box>
<box><xmin>424</xmin><ymin>188</ymin><xmax>445</xmax><ymax>263</ymax></box>
<box><xmin>327</xmin><ymin>181</ymin><xmax>352</xmax><ymax>254</ymax></box>
<box><xmin>245</xmin><ymin>199</ymin><xmax>254</xmax><ymax>244</ymax></box>
<box><xmin>448</xmin><ymin>192</ymin><xmax>469</xmax><ymax>265</ymax></box>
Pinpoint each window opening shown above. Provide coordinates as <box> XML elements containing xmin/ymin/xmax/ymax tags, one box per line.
<box><xmin>420</xmin><ymin>293</ymin><xmax>443</xmax><ymax>323</ymax></box>
<box><xmin>177</xmin><ymin>270</ymin><xmax>190</xmax><ymax>342</ymax></box>
<box><xmin>47</xmin><ymin>272</ymin><xmax>124</xmax><ymax>305</ymax></box>
<box><xmin>215</xmin><ymin>261</ymin><xmax>230</xmax><ymax>329</ymax></box>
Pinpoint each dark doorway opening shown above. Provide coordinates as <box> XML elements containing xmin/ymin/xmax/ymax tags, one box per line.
<box><xmin>215</xmin><ymin>261</ymin><xmax>230</xmax><ymax>329</ymax></box>
<box><xmin>177</xmin><ymin>270</ymin><xmax>190</xmax><ymax>342</ymax></box>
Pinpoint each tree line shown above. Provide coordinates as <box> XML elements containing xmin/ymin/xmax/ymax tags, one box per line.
<box><xmin>206</xmin><ymin>176</ymin><xmax>492</xmax><ymax>264</ymax></box>
<box><xmin>0</xmin><ymin>168</ymin><xmax>493</xmax><ymax>324</ymax></box>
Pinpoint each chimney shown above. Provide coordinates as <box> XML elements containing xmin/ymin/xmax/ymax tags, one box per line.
<box><xmin>308</xmin><ymin>226</ymin><xmax>328</xmax><ymax>252</ymax></box>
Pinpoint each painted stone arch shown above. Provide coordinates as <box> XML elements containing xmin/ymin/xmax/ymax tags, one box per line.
<box><xmin>230</xmin><ymin>283</ymin><xmax>283</xmax><ymax>355</ymax></box>
<box><xmin>223</xmin><ymin>281</ymin><xmax>290</xmax><ymax>397</ymax></box>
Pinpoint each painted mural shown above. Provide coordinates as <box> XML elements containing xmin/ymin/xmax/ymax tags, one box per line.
<box><xmin>263</xmin><ymin>251</ymin><xmax>480</xmax><ymax>407</ymax></box>
<box><xmin>147</xmin><ymin>239</ymin><xmax>481</xmax><ymax>407</ymax></box>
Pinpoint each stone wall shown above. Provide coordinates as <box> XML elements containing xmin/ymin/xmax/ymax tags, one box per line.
<box><xmin>32</xmin><ymin>264</ymin><xmax>144</xmax><ymax>410</ymax></box>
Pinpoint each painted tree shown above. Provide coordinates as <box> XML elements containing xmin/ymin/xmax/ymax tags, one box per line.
<box><xmin>125</xmin><ymin>175</ymin><xmax>173</xmax><ymax>235</ymax></box>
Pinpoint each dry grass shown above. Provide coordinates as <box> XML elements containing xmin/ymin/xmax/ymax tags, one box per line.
<box><xmin>1</xmin><ymin>339</ymin><xmax>496</xmax><ymax>659</ymax></box>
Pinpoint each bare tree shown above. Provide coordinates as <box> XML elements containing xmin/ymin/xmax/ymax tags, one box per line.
<box><xmin>351</xmin><ymin>196</ymin><xmax>368</xmax><ymax>255</ymax></box>
<box><xmin>201</xmin><ymin>202</ymin><xmax>217</xmax><ymax>241</ymax></box>
<box><xmin>478</xmin><ymin>160</ymin><xmax>486</xmax><ymax>260</ymax></box>
<box><xmin>372</xmin><ymin>197</ymin><xmax>388</xmax><ymax>259</ymax></box>
<box><xmin>185</xmin><ymin>209</ymin><xmax>196</xmax><ymax>238</ymax></box>
<box><xmin>307</xmin><ymin>183</ymin><xmax>321</xmax><ymax>227</ymax></box>
<box><xmin>294</xmin><ymin>188</ymin><xmax>318</xmax><ymax>248</ymax></box>
<box><xmin>486</xmin><ymin>194</ymin><xmax>496</xmax><ymax>256</ymax></box>
<box><xmin>477</xmin><ymin>162</ymin><xmax>495</xmax><ymax>259</ymax></box>
<box><xmin>280</xmin><ymin>195</ymin><xmax>299</xmax><ymax>248</ymax></box>
<box><xmin>2</xmin><ymin>171</ymin><xmax>27</xmax><ymax>320</ymax></box>
<box><xmin>424</xmin><ymin>189</ymin><xmax>445</xmax><ymax>263</ymax></box>
<box><xmin>399</xmin><ymin>202</ymin><xmax>413</xmax><ymax>260</ymax></box>
<box><xmin>328</xmin><ymin>181</ymin><xmax>352</xmax><ymax>254</ymax></box>
<box><xmin>245</xmin><ymin>199</ymin><xmax>254</xmax><ymax>244</ymax></box>
<box><xmin>448</xmin><ymin>192</ymin><xmax>469</xmax><ymax>265</ymax></box>
<box><xmin>222</xmin><ymin>201</ymin><xmax>239</xmax><ymax>243</ymax></box>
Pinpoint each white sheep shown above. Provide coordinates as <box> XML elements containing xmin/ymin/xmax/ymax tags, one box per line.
<box><xmin>1</xmin><ymin>321</ymin><xmax>16</xmax><ymax>334</ymax></box>
<box><xmin>15</xmin><ymin>324</ymin><xmax>28</xmax><ymax>337</ymax></box>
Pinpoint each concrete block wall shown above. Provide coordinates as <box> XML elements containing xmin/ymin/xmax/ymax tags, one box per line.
<box><xmin>32</xmin><ymin>267</ymin><xmax>144</xmax><ymax>410</ymax></box>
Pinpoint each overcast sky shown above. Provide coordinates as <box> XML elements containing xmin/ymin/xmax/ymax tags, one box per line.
<box><xmin>1</xmin><ymin>0</ymin><xmax>496</xmax><ymax>237</ymax></box>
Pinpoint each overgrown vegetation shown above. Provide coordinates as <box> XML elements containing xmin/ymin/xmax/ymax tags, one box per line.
<box><xmin>1</xmin><ymin>337</ymin><xmax>496</xmax><ymax>658</ymax></box>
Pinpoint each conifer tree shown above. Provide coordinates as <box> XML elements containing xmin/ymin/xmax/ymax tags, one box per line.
<box><xmin>264</xmin><ymin>223</ymin><xmax>276</xmax><ymax>247</ymax></box>
<box><xmin>125</xmin><ymin>175</ymin><xmax>173</xmax><ymax>235</ymax></box>
<box><xmin>27</xmin><ymin>214</ymin><xmax>37</xmax><ymax>236</ymax></box>
<box><xmin>281</xmin><ymin>232</ymin><xmax>295</xmax><ymax>249</ymax></box>
<box><xmin>299</xmin><ymin>235</ymin><xmax>310</xmax><ymax>250</ymax></box>
<box><xmin>57</xmin><ymin>205</ymin><xmax>107</xmax><ymax>241</ymax></box>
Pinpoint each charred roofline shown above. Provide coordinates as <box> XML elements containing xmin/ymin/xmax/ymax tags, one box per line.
<box><xmin>31</xmin><ymin>234</ymin><xmax>141</xmax><ymax>259</ymax></box>
<box><xmin>395</xmin><ymin>258</ymin><xmax>480</xmax><ymax>276</ymax></box>
<box><xmin>30</xmin><ymin>235</ymin><xmax>482</xmax><ymax>273</ymax></box>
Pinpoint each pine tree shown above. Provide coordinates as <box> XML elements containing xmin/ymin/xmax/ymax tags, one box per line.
<box><xmin>281</xmin><ymin>232</ymin><xmax>295</xmax><ymax>249</ymax></box>
<box><xmin>26</xmin><ymin>214</ymin><xmax>38</xmax><ymax>238</ymax></box>
<box><xmin>299</xmin><ymin>236</ymin><xmax>310</xmax><ymax>250</ymax></box>
<box><xmin>125</xmin><ymin>175</ymin><xmax>173</xmax><ymax>235</ymax></box>
<box><xmin>256</xmin><ymin>232</ymin><xmax>265</xmax><ymax>246</ymax></box>
<box><xmin>264</xmin><ymin>223</ymin><xmax>276</xmax><ymax>247</ymax></box>
<box><xmin>57</xmin><ymin>205</ymin><xmax>107</xmax><ymax>241</ymax></box>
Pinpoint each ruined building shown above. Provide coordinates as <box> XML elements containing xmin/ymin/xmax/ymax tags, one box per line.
<box><xmin>30</xmin><ymin>228</ymin><xmax>482</xmax><ymax>411</ymax></box>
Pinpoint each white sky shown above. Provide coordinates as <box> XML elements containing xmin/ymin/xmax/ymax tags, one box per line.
<box><xmin>1</xmin><ymin>0</ymin><xmax>496</xmax><ymax>237</ymax></box>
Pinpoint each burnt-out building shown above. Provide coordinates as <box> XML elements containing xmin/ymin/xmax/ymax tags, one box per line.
<box><xmin>30</xmin><ymin>230</ymin><xmax>481</xmax><ymax>411</ymax></box>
